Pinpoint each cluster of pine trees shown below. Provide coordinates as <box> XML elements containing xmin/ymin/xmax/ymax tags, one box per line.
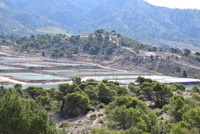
<box><xmin>0</xmin><ymin>77</ymin><xmax>200</xmax><ymax>133</ymax></box>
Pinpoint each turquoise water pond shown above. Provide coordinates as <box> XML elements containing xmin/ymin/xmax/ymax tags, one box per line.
<box><xmin>0</xmin><ymin>57</ymin><xmax>42</xmax><ymax>63</ymax></box>
<box><xmin>13</xmin><ymin>63</ymin><xmax>51</xmax><ymax>67</ymax></box>
<box><xmin>0</xmin><ymin>65</ymin><xmax>22</xmax><ymax>69</ymax></box>
<box><xmin>0</xmin><ymin>73</ymin><xmax>69</xmax><ymax>80</ymax></box>
<box><xmin>44</xmin><ymin>70</ymin><xmax>144</xmax><ymax>76</ymax></box>
<box><xmin>39</xmin><ymin>62</ymin><xmax>90</xmax><ymax>66</ymax></box>
<box><xmin>43</xmin><ymin>69</ymin><xmax>112</xmax><ymax>73</ymax></box>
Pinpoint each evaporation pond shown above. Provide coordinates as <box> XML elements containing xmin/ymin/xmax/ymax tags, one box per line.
<box><xmin>44</xmin><ymin>70</ymin><xmax>145</xmax><ymax>76</ymax></box>
<box><xmin>0</xmin><ymin>57</ymin><xmax>42</xmax><ymax>63</ymax></box>
<box><xmin>40</xmin><ymin>62</ymin><xmax>90</xmax><ymax>66</ymax></box>
<box><xmin>13</xmin><ymin>63</ymin><xmax>51</xmax><ymax>67</ymax></box>
<box><xmin>0</xmin><ymin>65</ymin><xmax>22</xmax><ymax>69</ymax></box>
<box><xmin>0</xmin><ymin>73</ymin><xmax>69</xmax><ymax>80</ymax></box>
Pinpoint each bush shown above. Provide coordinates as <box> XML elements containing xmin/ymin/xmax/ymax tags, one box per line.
<box><xmin>98</xmin><ymin>113</ymin><xmax>104</xmax><ymax>117</ymax></box>
<box><xmin>105</xmin><ymin>96</ymin><xmax>159</xmax><ymax>133</ymax></box>
<box><xmin>99</xmin><ymin>119</ymin><xmax>104</xmax><ymax>124</ymax></box>
<box><xmin>59</xmin><ymin>121</ymin><xmax>69</xmax><ymax>128</ymax></box>
<box><xmin>0</xmin><ymin>91</ymin><xmax>58</xmax><ymax>134</ymax></box>
<box><xmin>192</xmin><ymin>86</ymin><xmax>200</xmax><ymax>93</ymax></box>
<box><xmin>64</xmin><ymin>93</ymin><xmax>90</xmax><ymax>116</ymax></box>
<box><xmin>97</xmin><ymin>103</ymin><xmax>105</xmax><ymax>109</ymax></box>
<box><xmin>90</xmin><ymin>114</ymin><xmax>97</xmax><ymax>120</ymax></box>
<box><xmin>95</xmin><ymin>83</ymin><xmax>117</xmax><ymax>104</ymax></box>
<box><xmin>90</xmin><ymin>106</ymin><xmax>96</xmax><ymax>112</ymax></box>
<box><xmin>154</xmin><ymin>108</ymin><xmax>163</xmax><ymax>116</ymax></box>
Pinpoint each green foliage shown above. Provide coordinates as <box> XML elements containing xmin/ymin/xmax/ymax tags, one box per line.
<box><xmin>14</xmin><ymin>83</ymin><xmax>22</xmax><ymax>89</ymax></box>
<box><xmin>64</xmin><ymin>92</ymin><xmax>90</xmax><ymax>116</ymax></box>
<box><xmin>192</xmin><ymin>93</ymin><xmax>200</xmax><ymax>101</ymax></box>
<box><xmin>170</xmin><ymin>47</ymin><xmax>182</xmax><ymax>54</ymax></box>
<box><xmin>116</xmin><ymin>86</ymin><xmax>128</xmax><ymax>96</ymax></box>
<box><xmin>97</xmin><ymin>103</ymin><xmax>105</xmax><ymax>109</ymax></box>
<box><xmin>0</xmin><ymin>91</ymin><xmax>58</xmax><ymax>134</ymax></box>
<box><xmin>105</xmin><ymin>96</ymin><xmax>159</xmax><ymax>133</ymax></box>
<box><xmin>171</xmin><ymin>83</ymin><xmax>186</xmax><ymax>91</ymax></box>
<box><xmin>163</xmin><ymin>122</ymin><xmax>192</xmax><ymax>134</ymax></box>
<box><xmin>85</xmin><ymin>85</ymin><xmax>96</xmax><ymax>100</ymax></box>
<box><xmin>53</xmin><ymin>83</ymin><xmax>81</xmax><ymax>112</ymax></box>
<box><xmin>182</xmin><ymin>70</ymin><xmax>188</xmax><ymax>78</ymax></box>
<box><xmin>128</xmin><ymin>82</ymin><xmax>140</xmax><ymax>95</ymax></box>
<box><xmin>140</xmin><ymin>82</ymin><xmax>173</xmax><ymax>108</ymax></box>
<box><xmin>0</xmin><ymin>86</ymin><xmax>7</xmax><ymax>98</ymax></box>
<box><xmin>72</xmin><ymin>77</ymin><xmax>81</xmax><ymax>85</ymax></box>
<box><xmin>24</xmin><ymin>86</ymin><xmax>44</xmax><ymax>100</ymax></box>
<box><xmin>59</xmin><ymin>121</ymin><xmax>69</xmax><ymax>128</ymax></box>
<box><xmin>90</xmin><ymin>126</ymin><xmax>150</xmax><ymax>134</ymax></box>
<box><xmin>42</xmin><ymin>51</ymin><xmax>45</xmax><ymax>56</ymax></box>
<box><xmin>182</xmin><ymin>107</ymin><xmax>200</xmax><ymax>130</ymax></box>
<box><xmin>14</xmin><ymin>31</ymin><xmax>121</xmax><ymax>58</ymax></box>
<box><xmin>195</xmin><ymin>52</ymin><xmax>200</xmax><ymax>56</ymax></box>
<box><xmin>183</xmin><ymin>49</ymin><xmax>191</xmax><ymax>56</ymax></box>
<box><xmin>2</xmin><ymin>78</ymin><xmax>200</xmax><ymax>134</ymax></box>
<box><xmin>90</xmin><ymin>127</ymin><xmax>121</xmax><ymax>134</ymax></box>
<box><xmin>36</xmin><ymin>95</ymin><xmax>52</xmax><ymax>111</ymax></box>
<box><xmin>24</xmin><ymin>86</ymin><xmax>53</xmax><ymax>110</ymax></box>
<box><xmin>175</xmin><ymin>66</ymin><xmax>181</xmax><ymax>73</ymax></box>
<box><xmin>167</xmin><ymin>95</ymin><xmax>199</xmax><ymax>122</ymax></box>
<box><xmin>95</xmin><ymin>82</ymin><xmax>117</xmax><ymax>104</ymax></box>
<box><xmin>79</xmin><ymin>79</ymin><xmax>98</xmax><ymax>90</ymax></box>
<box><xmin>192</xmin><ymin>85</ymin><xmax>200</xmax><ymax>93</ymax></box>
<box><xmin>167</xmin><ymin>95</ymin><xmax>189</xmax><ymax>122</ymax></box>
<box><xmin>136</xmin><ymin>76</ymin><xmax>153</xmax><ymax>85</ymax></box>
<box><xmin>90</xmin><ymin>114</ymin><xmax>97</xmax><ymax>120</ymax></box>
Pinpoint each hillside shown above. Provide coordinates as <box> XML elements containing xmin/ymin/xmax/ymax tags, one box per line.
<box><xmin>3</xmin><ymin>30</ymin><xmax>200</xmax><ymax>79</ymax></box>
<box><xmin>1</xmin><ymin>0</ymin><xmax>200</xmax><ymax>50</ymax></box>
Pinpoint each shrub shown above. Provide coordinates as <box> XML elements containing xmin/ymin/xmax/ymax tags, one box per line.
<box><xmin>59</xmin><ymin>121</ymin><xmax>69</xmax><ymax>128</ymax></box>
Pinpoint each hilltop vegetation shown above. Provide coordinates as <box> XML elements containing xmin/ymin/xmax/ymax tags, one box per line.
<box><xmin>1</xmin><ymin>0</ymin><xmax>200</xmax><ymax>49</ymax></box>
<box><xmin>12</xmin><ymin>29</ymin><xmax>154</xmax><ymax>58</ymax></box>
<box><xmin>0</xmin><ymin>77</ymin><xmax>200</xmax><ymax>133</ymax></box>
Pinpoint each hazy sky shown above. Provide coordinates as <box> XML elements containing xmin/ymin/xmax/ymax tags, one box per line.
<box><xmin>144</xmin><ymin>0</ymin><xmax>200</xmax><ymax>9</ymax></box>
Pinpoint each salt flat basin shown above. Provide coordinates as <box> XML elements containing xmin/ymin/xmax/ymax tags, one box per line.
<box><xmin>44</xmin><ymin>70</ymin><xmax>146</xmax><ymax>76</ymax></box>
<box><xmin>0</xmin><ymin>56</ymin><xmax>42</xmax><ymax>63</ymax></box>
<box><xmin>0</xmin><ymin>65</ymin><xmax>23</xmax><ymax>69</ymax></box>
<box><xmin>11</xmin><ymin>63</ymin><xmax>52</xmax><ymax>67</ymax></box>
<box><xmin>43</xmin><ymin>69</ymin><xmax>117</xmax><ymax>73</ymax></box>
<box><xmin>143</xmin><ymin>76</ymin><xmax>200</xmax><ymax>84</ymax></box>
<box><xmin>38</xmin><ymin>62</ymin><xmax>90</xmax><ymax>66</ymax></box>
<box><xmin>0</xmin><ymin>72</ymin><xmax>69</xmax><ymax>80</ymax></box>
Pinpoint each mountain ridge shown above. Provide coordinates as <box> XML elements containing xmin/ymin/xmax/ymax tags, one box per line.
<box><xmin>1</xmin><ymin>0</ymin><xmax>200</xmax><ymax>50</ymax></box>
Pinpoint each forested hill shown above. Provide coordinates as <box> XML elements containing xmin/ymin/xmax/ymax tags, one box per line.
<box><xmin>1</xmin><ymin>0</ymin><xmax>200</xmax><ymax>50</ymax></box>
<box><xmin>12</xmin><ymin>29</ymin><xmax>154</xmax><ymax>58</ymax></box>
<box><xmin>2</xmin><ymin>29</ymin><xmax>200</xmax><ymax>79</ymax></box>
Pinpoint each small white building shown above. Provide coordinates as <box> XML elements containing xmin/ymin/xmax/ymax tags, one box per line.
<box><xmin>80</xmin><ymin>33</ymin><xmax>90</xmax><ymax>38</ymax></box>
<box><xmin>145</xmin><ymin>52</ymin><xmax>157</xmax><ymax>57</ymax></box>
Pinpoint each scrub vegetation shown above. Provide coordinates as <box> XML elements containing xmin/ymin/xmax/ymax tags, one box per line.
<box><xmin>0</xmin><ymin>77</ymin><xmax>200</xmax><ymax>133</ymax></box>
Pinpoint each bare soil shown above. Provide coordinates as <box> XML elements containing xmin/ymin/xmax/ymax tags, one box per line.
<box><xmin>56</xmin><ymin>109</ymin><xmax>106</xmax><ymax>134</ymax></box>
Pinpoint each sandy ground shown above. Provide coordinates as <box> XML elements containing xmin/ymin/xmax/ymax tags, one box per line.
<box><xmin>56</xmin><ymin>109</ymin><xmax>105</xmax><ymax>134</ymax></box>
<box><xmin>0</xmin><ymin>76</ymin><xmax>28</xmax><ymax>84</ymax></box>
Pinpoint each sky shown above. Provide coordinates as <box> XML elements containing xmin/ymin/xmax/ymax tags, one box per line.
<box><xmin>144</xmin><ymin>0</ymin><xmax>200</xmax><ymax>9</ymax></box>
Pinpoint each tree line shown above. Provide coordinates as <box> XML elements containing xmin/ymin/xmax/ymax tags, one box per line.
<box><xmin>0</xmin><ymin>77</ymin><xmax>200</xmax><ymax>133</ymax></box>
